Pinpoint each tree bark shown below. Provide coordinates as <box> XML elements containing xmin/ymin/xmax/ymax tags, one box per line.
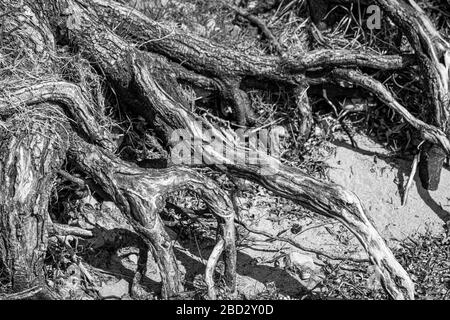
<box><xmin>4</xmin><ymin>0</ymin><xmax>449</xmax><ymax>300</ymax></box>
<box><xmin>0</xmin><ymin>104</ymin><xmax>69</xmax><ymax>291</ymax></box>
<box><xmin>374</xmin><ymin>0</ymin><xmax>450</xmax><ymax>190</ymax></box>
<box><xmin>44</xmin><ymin>0</ymin><xmax>414</xmax><ymax>299</ymax></box>
<box><xmin>67</xmin><ymin>135</ymin><xmax>236</xmax><ymax>298</ymax></box>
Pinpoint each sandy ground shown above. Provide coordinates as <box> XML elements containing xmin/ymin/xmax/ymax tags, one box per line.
<box><xmin>327</xmin><ymin>133</ymin><xmax>449</xmax><ymax>241</ymax></box>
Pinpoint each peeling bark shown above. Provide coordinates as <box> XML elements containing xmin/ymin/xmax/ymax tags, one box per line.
<box><xmin>88</xmin><ymin>0</ymin><xmax>413</xmax><ymax>82</ymax></box>
<box><xmin>67</xmin><ymin>136</ymin><xmax>236</xmax><ymax>298</ymax></box>
<box><xmin>3</xmin><ymin>0</ymin><xmax>448</xmax><ymax>301</ymax></box>
<box><xmin>0</xmin><ymin>104</ymin><xmax>69</xmax><ymax>291</ymax></box>
<box><xmin>375</xmin><ymin>0</ymin><xmax>450</xmax><ymax>190</ymax></box>
<box><xmin>44</xmin><ymin>0</ymin><xmax>414</xmax><ymax>299</ymax></box>
<box><xmin>0</xmin><ymin>82</ymin><xmax>115</xmax><ymax>151</ymax></box>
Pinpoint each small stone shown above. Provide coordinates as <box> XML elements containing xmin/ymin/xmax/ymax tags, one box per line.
<box><xmin>300</xmin><ymin>271</ymin><xmax>311</xmax><ymax>280</ymax></box>
<box><xmin>230</xmin><ymin>25</ymin><xmax>241</xmax><ymax>38</ymax></box>
<box><xmin>98</xmin><ymin>279</ymin><xmax>129</xmax><ymax>299</ymax></box>
<box><xmin>101</xmin><ymin>201</ymin><xmax>119</xmax><ymax>213</ymax></box>
<box><xmin>288</xmin><ymin>251</ymin><xmax>315</xmax><ymax>270</ymax></box>
<box><xmin>128</xmin><ymin>254</ymin><xmax>138</xmax><ymax>264</ymax></box>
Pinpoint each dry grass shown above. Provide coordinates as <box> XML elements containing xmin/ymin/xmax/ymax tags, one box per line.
<box><xmin>310</xmin><ymin>231</ymin><xmax>450</xmax><ymax>300</ymax></box>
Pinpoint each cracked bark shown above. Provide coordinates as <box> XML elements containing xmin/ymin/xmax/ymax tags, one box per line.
<box><xmin>44</xmin><ymin>0</ymin><xmax>414</xmax><ymax>299</ymax></box>
<box><xmin>0</xmin><ymin>104</ymin><xmax>69</xmax><ymax>291</ymax></box>
<box><xmin>4</xmin><ymin>0</ymin><xmax>449</xmax><ymax>301</ymax></box>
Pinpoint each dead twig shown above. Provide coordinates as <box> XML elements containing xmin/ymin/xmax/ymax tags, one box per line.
<box><xmin>220</xmin><ymin>0</ymin><xmax>284</xmax><ymax>55</ymax></box>
<box><xmin>402</xmin><ymin>151</ymin><xmax>420</xmax><ymax>207</ymax></box>
<box><xmin>236</xmin><ymin>219</ymin><xmax>369</xmax><ymax>263</ymax></box>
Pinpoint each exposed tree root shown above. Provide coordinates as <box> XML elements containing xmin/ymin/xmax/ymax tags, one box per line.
<box><xmin>43</xmin><ymin>0</ymin><xmax>415</xmax><ymax>299</ymax></box>
<box><xmin>205</xmin><ymin>239</ymin><xmax>225</xmax><ymax>300</ymax></box>
<box><xmin>89</xmin><ymin>0</ymin><xmax>413</xmax><ymax>80</ymax></box>
<box><xmin>1</xmin><ymin>1</ymin><xmax>236</xmax><ymax>299</ymax></box>
<box><xmin>327</xmin><ymin>68</ymin><xmax>450</xmax><ymax>152</ymax></box>
<box><xmin>67</xmin><ymin>136</ymin><xmax>236</xmax><ymax>298</ymax></box>
<box><xmin>0</xmin><ymin>82</ymin><xmax>115</xmax><ymax>151</ymax></box>
<box><xmin>3</xmin><ymin>0</ymin><xmax>450</xmax><ymax>301</ymax></box>
<box><xmin>0</xmin><ymin>104</ymin><xmax>69</xmax><ymax>291</ymax></box>
<box><xmin>0</xmin><ymin>286</ymin><xmax>43</xmax><ymax>300</ymax></box>
<box><xmin>375</xmin><ymin>0</ymin><xmax>450</xmax><ymax>190</ymax></box>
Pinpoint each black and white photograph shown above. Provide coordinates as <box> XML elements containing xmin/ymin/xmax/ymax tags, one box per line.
<box><xmin>0</xmin><ymin>0</ymin><xmax>449</xmax><ymax>306</ymax></box>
